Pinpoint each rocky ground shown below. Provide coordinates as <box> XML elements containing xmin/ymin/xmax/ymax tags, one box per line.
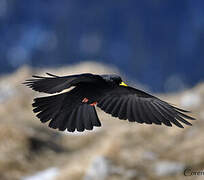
<box><xmin>0</xmin><ymin>62</ymin><xmax>203</xmax><ymax>180</ymax></box>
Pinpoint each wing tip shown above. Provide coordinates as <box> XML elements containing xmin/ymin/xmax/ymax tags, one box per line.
<box><xmin>46</xmin><ymin>72</ymin><xmax>59</xmax><ymax>77</ymax></box>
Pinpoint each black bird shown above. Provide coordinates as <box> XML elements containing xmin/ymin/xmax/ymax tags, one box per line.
<box><xmin>24</xmin><ymin>73</ymin><xmax>195</xmax><ymax>132</ymax></box>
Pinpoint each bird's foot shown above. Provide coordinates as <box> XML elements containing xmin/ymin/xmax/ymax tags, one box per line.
<box><xmin>90</xmin><ymin>102</ymin><xmax>97</xmax><ymax>106</ymax></box>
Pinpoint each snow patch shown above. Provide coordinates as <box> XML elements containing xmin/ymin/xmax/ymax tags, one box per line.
<box><xmin>0</xmin><ymin>82</ymin><xmax>16</xmax><ymax>103</ymax></box>
<box><xmin>84</xmin><ymin>156</ymin><xmax>139</xmax><ymax>180</ymax></box>
<box><xmin>154</xmin><ymin>161</ymin><xmax>185</xmax><ymax>176</ymax></box>
<box><xmin>84</xmin><ymin>156</ymin><xmax>110</xmax><ymax>180</ymax></box>
<box><xmin>180</xmin><ymin>93</ymin><xmax>201</xmax><ymax>108</ymax></box>
<box><xmin>22</xmin><ymin>167</ymin><xmax>59</xmax><ymax>180</ymax></box>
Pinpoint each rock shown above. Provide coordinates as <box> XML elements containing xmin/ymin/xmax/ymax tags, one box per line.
<box><xmin>111</xmin><ymin>166</ymin><xmax>138</xmax><ymax>179</ymax></box>
<box><xmin>84</xmin><ymin>156</ymin><xmax>110</xmax><ymax>180</ymax></box>
<box><xmin>84</xmin><ymin>156</ymin><xmax>140</xmax><ymax>180</ymax></box>
<box><xmin>0</xmin><ymin>82</ymin><xmax>16</xmax><ymax>103</ymax></box>
<box><xmin>180</xmin><ymin>92</ymin><xmax>201</xmax><ymax>109</ymax></box>
<box><xmin>199</xmin><ymin>111</ymin><xmax>204</xmax><ymax>120</ymax></box>
<box><xmin>142</xmin><ymin>151</ymin><xmax>158</xmax><ymax>161</ymax></box>
<box><xmin>21</xmin><ymin>167</ymin><xmax>59</xmax><ymax>180</ymax></box>
<box><xmin>154</xmin><ymin>161</ymin><xmax>185</xmax><ymax>176</ymax></box>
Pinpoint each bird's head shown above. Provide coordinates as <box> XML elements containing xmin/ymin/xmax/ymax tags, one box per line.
<box><xmin>101</xmin><ymin>74</ymin><xmax>127</xmax><ymax>87</ymax></box>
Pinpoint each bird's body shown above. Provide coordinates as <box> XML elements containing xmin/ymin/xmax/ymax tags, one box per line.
<box><xmin>24</xmin><ymin>73</ymin><xmax>195</xmax><ymax>132</ymax></box>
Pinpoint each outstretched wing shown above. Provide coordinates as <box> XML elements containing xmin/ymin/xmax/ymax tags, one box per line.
<box><xmin>33</xmin><ymin>92</ymin><xmax>101</xmax><ymax>132</ymax></box>
<box><xmin>97</xmin><ymin>86</ymin><xmax>195</xmax><ymax>128</ymax></box>
<box><xmin>24</xmin><ymin>73</ymin><xmax>103</xmax><ymax>94</ymax></box>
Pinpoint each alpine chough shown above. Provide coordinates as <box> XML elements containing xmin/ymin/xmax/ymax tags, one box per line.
<box><xmin>24</xmin><ymin>73</ymin><xmax>195</xmax><ymax>132</ymax></box>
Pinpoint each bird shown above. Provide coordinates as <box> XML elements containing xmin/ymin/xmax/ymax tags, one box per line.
<box><xmin>24</xmin><ymin>73</ymin><xmax>195</xmax><ymax>132</ymax></box>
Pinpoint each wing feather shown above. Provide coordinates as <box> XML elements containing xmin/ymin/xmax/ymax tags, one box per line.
<box><xmin>137</xmin><ymin>97</ymin><xmax>152</xmax><ymax>124</ymax></box>
<box><xmin>126</xmin><ymin>96</ymin><xmax>135</xmax><ymax>122</ymax></box>
<box><xmin>24</xmin><ymin>73</ymin><xmax>104</xmax><ymax>94</ymax></box>
<box><xmin>156</xmin><ymin>101</ymin><xmax>192</xmax><ymax>126</ymax></box>
<box><xmin>153</xmin><ymin>102</ymin><xmax>184</xmax><ymax>128</ymax></box>
<box><xmin>97</xmin><ymin>86</ymin><xmax>195</xmax><ymax>128</ymax></box>
<box><xmin>104</xmin><ymin>98</ymin><xmax>119</xmax><ymax>114</ymax></box>
<box><xmin>100</xmin><ymin>96</ymin><xmax>114</xmax><ymax>110</ymax></box>
<box><xmin>150</xmin><ymin>102</ymin><xmax>172</xmax><ymax>127</ymax></box>
<box><xmin>140</xmin><ymin>99</ymin><xmax>157</xmax><ymax>124</ymax></box>
<box><xmin>111</xmin><ymin>97</ymin><xmax>123</xmax><ymax>117</ymax></box>
<box><xmin>118</xmin><ymin>97</ymin><xmax>128</xmax><ymax>119</ymax></box>
<box><xmin>144</xmin><ymin>102</ymin><xmax>162</xmax><ymax>125</ymax></box>
<box><xmin>132</xmin><ymin>97</ymin><xmax>144</xmax><ymax>123</ymax></box>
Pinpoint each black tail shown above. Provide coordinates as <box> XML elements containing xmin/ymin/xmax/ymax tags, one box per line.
<box><xmin>33</xmin><ymin>92</ymin><xmax>101</xmax><ymax>132</ymax></box>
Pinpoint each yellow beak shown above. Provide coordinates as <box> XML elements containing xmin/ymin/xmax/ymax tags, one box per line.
<box><xmin>120</xmin><ymin>81</ymin><xmax>128</xmax><ymax>86</ymax></box>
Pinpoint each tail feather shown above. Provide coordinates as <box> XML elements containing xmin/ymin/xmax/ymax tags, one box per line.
<box><xmin>32</xmin><ymin>92</ymin><xmax>101</xmax><ymax>132</ymax></box>
<box><xmin>83</xmin><ymin>105</ymin><xmax>93</xmax><ymax>130</ymax></box>
<box><xmin>66</xmin><ymin>109</ymin><xmax>77</xmax><ymax>132</ymax></box>
<box><xmin>33</xmin><ymin>93</ymin><xmax>66</xmax><ymax>123</ymax></box>
<box><xmin>76</xmin><ymin>106</ymin><xmax>85</xmax><ymax>132</ymax></box>
<box><xmin>90</xmin><ymin>106</ymin><xmax>101</xmax><ymax>127</ymax></box>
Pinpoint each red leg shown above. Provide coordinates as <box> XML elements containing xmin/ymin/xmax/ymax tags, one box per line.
<box><xmin>90</xmin><ymin>102</ymin><xmax>98</xmax><ymax>106</ymax></box>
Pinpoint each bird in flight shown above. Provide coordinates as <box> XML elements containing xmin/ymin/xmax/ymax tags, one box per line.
<box><xmin>24</xmin><ymin>73</ymin><xmax>195</xmax><ymax>132</ymax></box>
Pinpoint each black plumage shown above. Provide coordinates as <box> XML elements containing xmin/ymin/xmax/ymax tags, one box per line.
<box><xmin>24</xmin><ymin>73</ymin><xmax>195</xmax><ymax>132</ymax></box>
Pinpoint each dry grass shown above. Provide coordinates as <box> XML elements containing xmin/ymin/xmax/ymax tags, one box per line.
<box><xmin>0</xmin><ymin>62</ymin><xmax>203</xmax><ymax>180</ymax></box>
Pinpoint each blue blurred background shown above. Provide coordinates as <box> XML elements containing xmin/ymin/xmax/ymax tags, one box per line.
<box><xmin>0</xmin><ymin>0</ymin><xmax>203</xmax><ymax>92</ymax></box>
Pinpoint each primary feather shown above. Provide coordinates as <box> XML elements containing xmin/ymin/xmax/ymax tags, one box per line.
<box><xmin>24</xmin><ymin>73</ymin><xmax>103</xmax><ymax>94</ymax></box>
